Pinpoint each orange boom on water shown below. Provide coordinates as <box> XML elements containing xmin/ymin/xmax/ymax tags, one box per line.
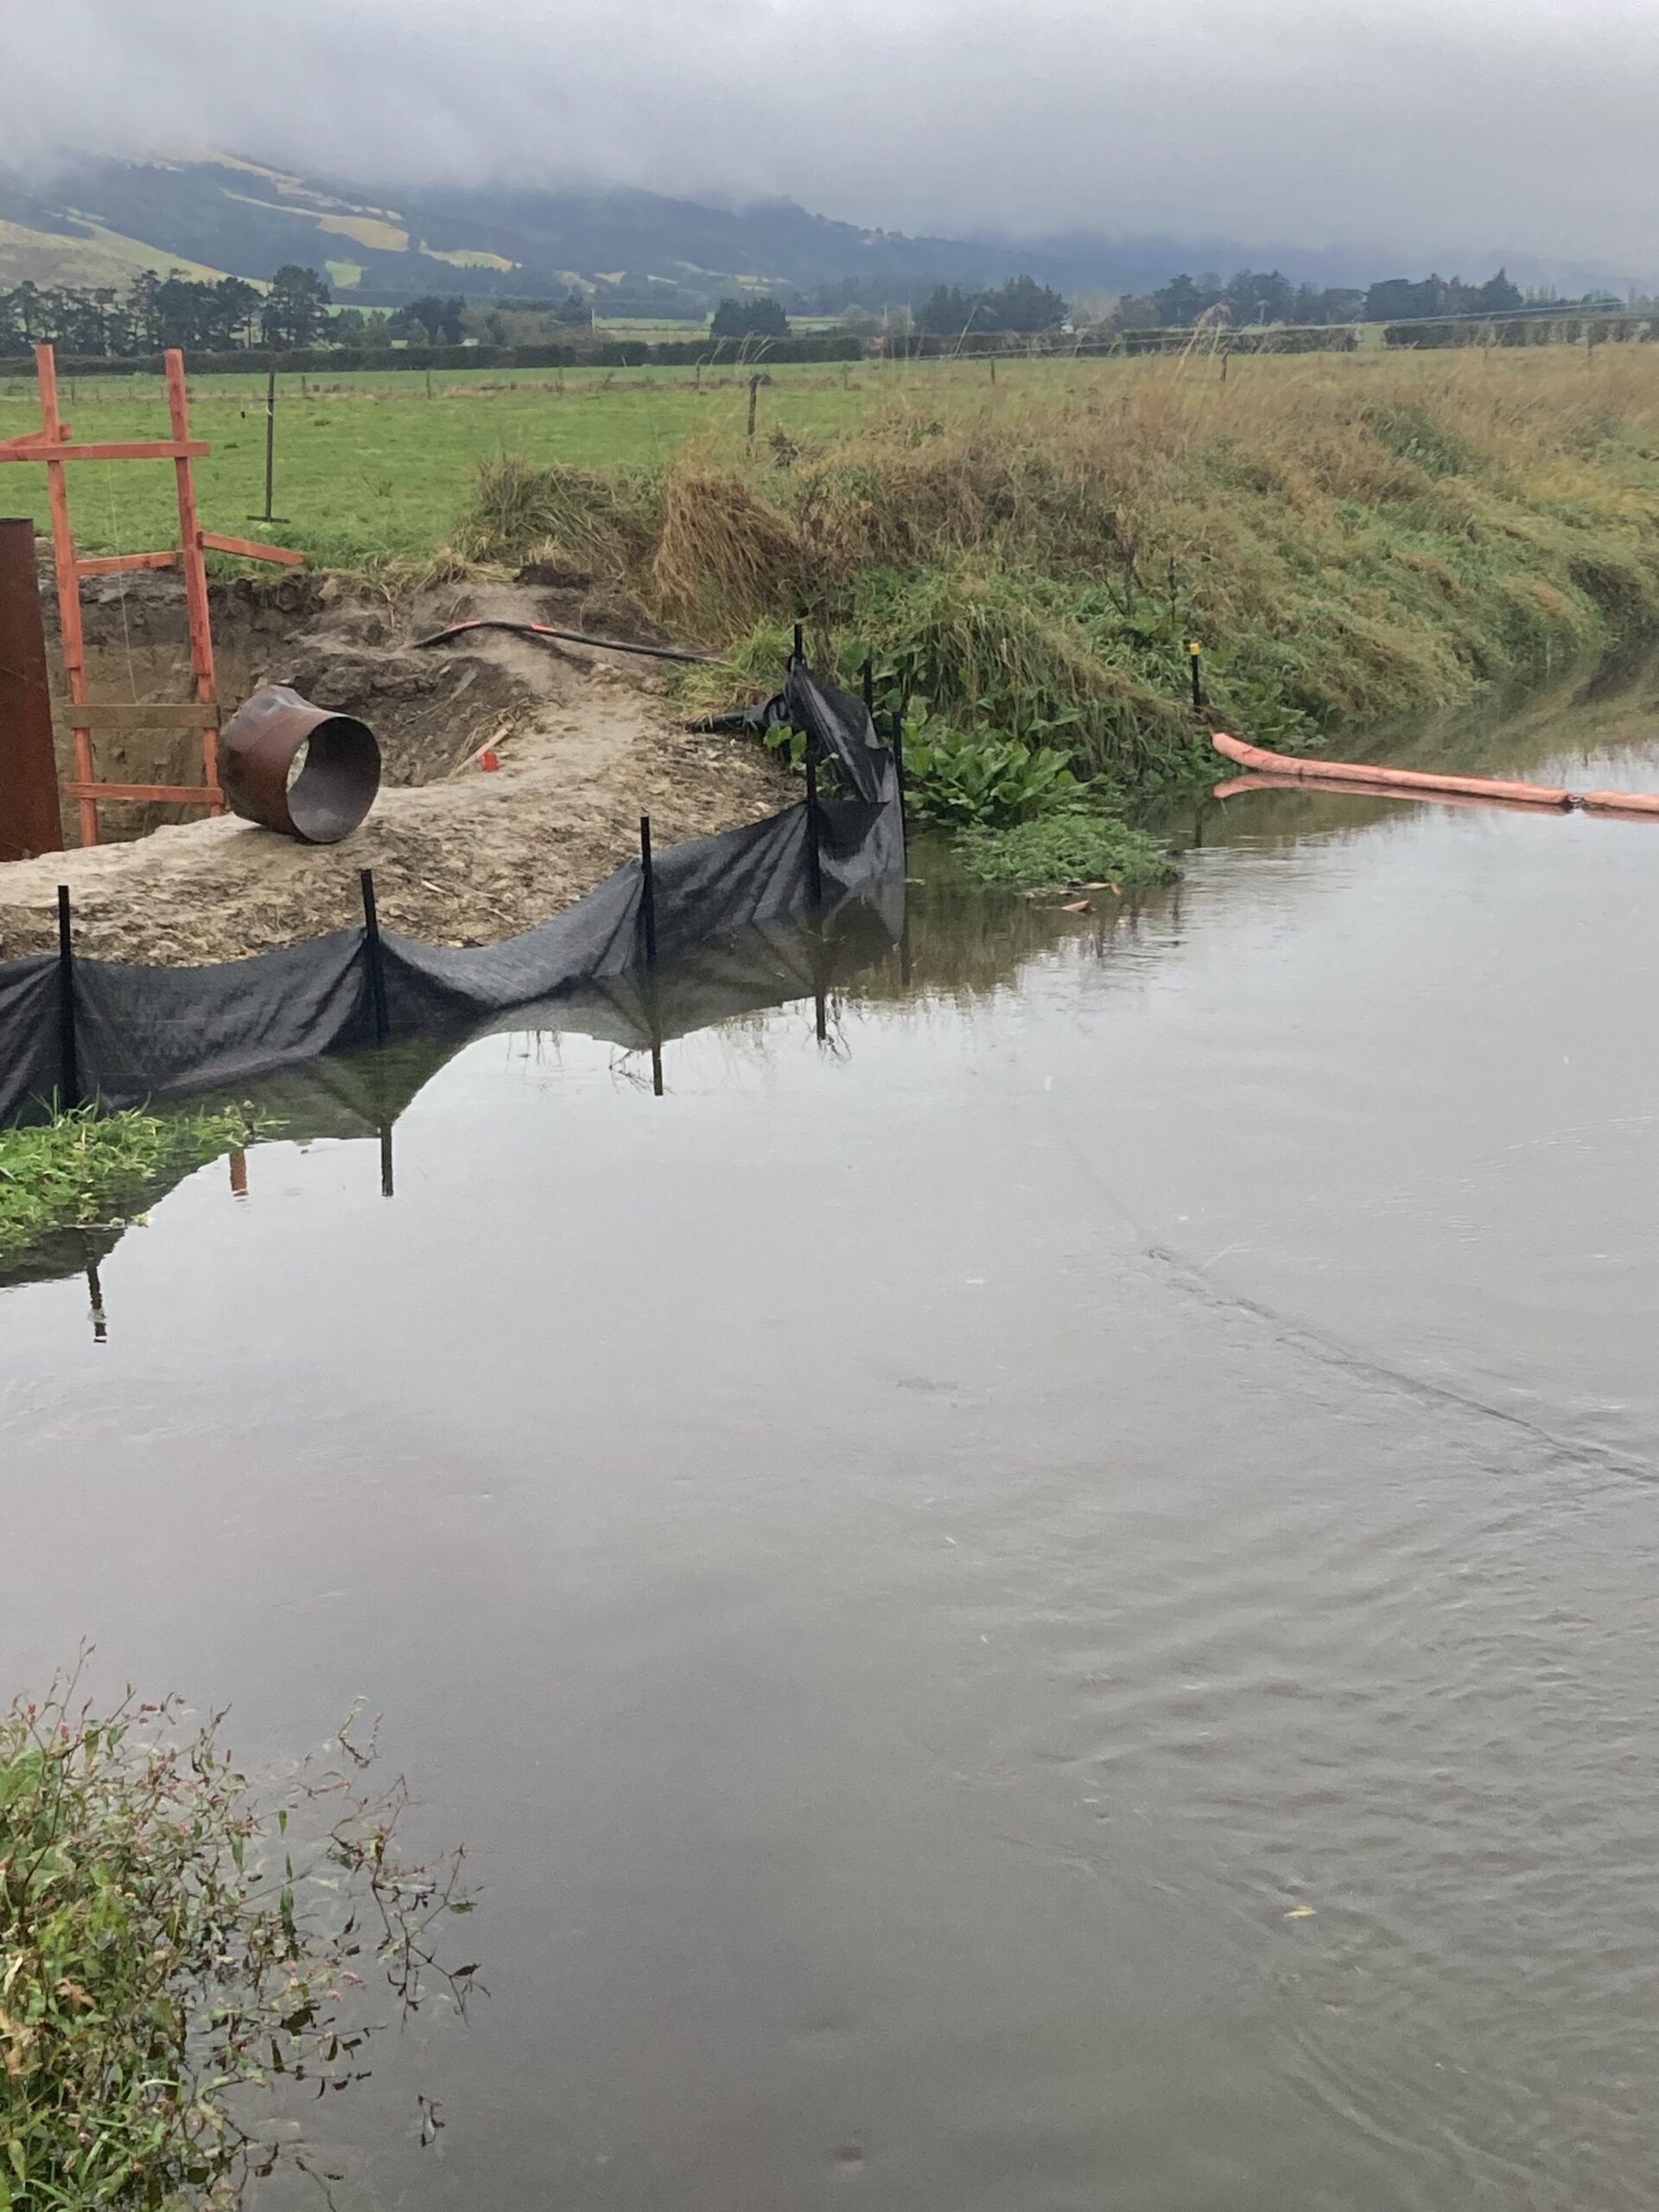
<box><xmin>1211</xmin><ymin>731</ymin><xmax>1659</xmax><ymax>817</ymax></box>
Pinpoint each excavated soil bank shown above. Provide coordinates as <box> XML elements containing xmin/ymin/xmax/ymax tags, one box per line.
<box><xmin>2</xmin><ymin>569</ymin><xmax>788</xmax><ymax>964</ymax></box>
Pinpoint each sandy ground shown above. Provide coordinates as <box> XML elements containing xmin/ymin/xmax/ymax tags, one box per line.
<box><xmin>1</xmin><ymin>574</ymin><xmax>788</xmax><ymax>964</ymax></box>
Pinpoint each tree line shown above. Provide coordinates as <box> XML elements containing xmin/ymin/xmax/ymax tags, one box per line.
<box><xmin>3</xmin><ymin>260</ymin><xmax>1644</xmax><ymax>366</ymax></box>
<box><xmin>1111</xmin><ymin>266</ymin><xmax>1630</xmax><ymax>330</ymax></box>
<box><xmin>0</xmin><ymin>265</ymin><xmax>334</xmax><ymax>353</ymax></box>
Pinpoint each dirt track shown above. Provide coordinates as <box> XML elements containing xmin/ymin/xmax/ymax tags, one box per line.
<box><xmin>0</xmin><ymin>571</ymin><xmax>787</xmax><ymax>964</ymax></box>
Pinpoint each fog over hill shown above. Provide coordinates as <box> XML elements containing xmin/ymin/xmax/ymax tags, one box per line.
<box><xmin>5</xmin><ymin>0</ymin><xmax>1656</xmax><ymax>297</ymax></box>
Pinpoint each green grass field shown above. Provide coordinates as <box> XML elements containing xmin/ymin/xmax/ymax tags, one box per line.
<box><xmin>0</xmin><ymin>357</ymin><xmax>867</xmax><ymax>567</ymax></box>
<box><xmin>0</xmin><ymin>353</ymin><xmax>1166</xmax><ymax>569</ymax></box>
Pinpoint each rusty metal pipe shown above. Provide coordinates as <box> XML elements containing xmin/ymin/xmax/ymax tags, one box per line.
<box><xmin>219</xmin><ymin>684</ymin><xmax>380</xmax><ymax>842</ymax></box>
<box><xmin>0</xmin><ymin>515</ymin><xmax>66</xmax><ymax>861</ymax></box>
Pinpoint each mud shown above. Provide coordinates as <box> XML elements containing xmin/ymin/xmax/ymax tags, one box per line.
<box><xmin>3</xmin><ymin>569</ymin><xmax>788</xmax><ymax>964</ymax></box>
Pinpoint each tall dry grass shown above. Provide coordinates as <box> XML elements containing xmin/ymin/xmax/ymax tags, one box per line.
<box><xmin>460</xmin><ymin>347</ymin><xmax>1659</xmax><ymax>785</ymax></box>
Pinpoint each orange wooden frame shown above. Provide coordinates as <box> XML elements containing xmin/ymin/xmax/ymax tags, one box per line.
<box><xmin>0</xmin><ymin>344</ymin><xmax>303</xmax><ymax>845</ymax></box>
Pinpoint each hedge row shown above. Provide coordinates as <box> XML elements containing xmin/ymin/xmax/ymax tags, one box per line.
<box><xmin>1382</xmin><ymin>315</ymin><xmax>1658</xmax><ymax>349</ymax></box>
<box><xmin>0</xmin><ymin>334</ymin><xmax>868</xmax><ymax>379</ymax></box>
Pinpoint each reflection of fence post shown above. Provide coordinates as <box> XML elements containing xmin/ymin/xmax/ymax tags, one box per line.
<box><xmin>56</xmin><ymin>883</ymin><xmax>79</xmax><ymax>1108</ymax></box>
<box><xmin>639</xmin><ymin>813</ymin><xmax>658</xmax><ymax>964</ymax></box>
<box><xmin>359</xmin><ymin>868</ymin><xmax>390</xmax><ymax>1045</ymax></box>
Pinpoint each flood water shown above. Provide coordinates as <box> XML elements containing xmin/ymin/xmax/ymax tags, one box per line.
<box><xmin>6</xmin><ymin>662</ymin><xmax>1659</xmax><ymax>2210</ymax></box>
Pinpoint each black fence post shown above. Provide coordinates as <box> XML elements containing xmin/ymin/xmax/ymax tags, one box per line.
<box><xmin>639</xmin><ymin>813</ymin><xmax>658</xmax><ymax>964</ymax></box>
<box><xmin>889</xmin><ymin>705</ymin><xmax>912</xmax><ymax>987</ymax></box>
<box><xmin>56</xmin><ymin>884</ymin><xmax>79</xmax><ymax>1109</ymax></box>
<box><xmin>890</xmin><ymin>704</ymin><xmax>908</xmax><ymax>861</ymax></box>
<box><xmin>638</xmin><ymin>815</ymin><xmax>664</xmax><ymax>1094</ymax></box>
<box><xmin>804</xmin><ymin>747</ymin><xmax>824</xmax><ymax>911</ymax></box>
<box><xmin>1188</xmin><ymin>641</ymin><xmax>1205</xmax><ymax>713</ymax></box>
<box><xmin>861</xmin><ymin>655</ymin><xmax>874</xmax><ymax>714</ymax></box>
<box><xmin>359</xmin><ymin>868</ymin><xmax>390</xmax><ymax>1046</ymax></box>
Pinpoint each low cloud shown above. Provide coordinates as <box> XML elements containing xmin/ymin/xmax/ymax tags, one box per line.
<box><xmin>10</xmin><ymin>0</ymin><xmax>1657</xmax><ymax>277</ymax></box>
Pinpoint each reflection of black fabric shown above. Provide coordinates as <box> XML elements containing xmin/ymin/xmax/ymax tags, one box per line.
<box><xmin>0</xmin><ymin>668</ymin><xmax>905</xmax><ymax>1122</ymax></box>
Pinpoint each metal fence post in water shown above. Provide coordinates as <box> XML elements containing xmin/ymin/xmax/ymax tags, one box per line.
<box><xmin>890</xmin><ymin>704</ymin><xmax>908</xmax><ymax>861</ymax></box>
<box><xmin>804</xmin><ymin>747</ymin><xmax>824</xmax><ymax>911</ymax></box>
<box><xmin>359</xmin><ymin>868</ymin><xmax>390</xmax><ymax>1046</ymax></box>
<box><xmin>891</xmin><ymin>704</ymin><xmax>912</xmax><ymax>986</ymax></box>
<box><xmin>639</xmin><ymin>814</ymin><xmax>658</xmax><ymax>965</ymax></box>
<box><xmin>56</xmin><ymin>884</ymin><xmax>79</xmax><ymax>1109</ymax></box>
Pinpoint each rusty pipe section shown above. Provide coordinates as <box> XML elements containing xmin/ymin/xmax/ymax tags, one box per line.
<box><xmin>219</xmin><ymin>685</ymin><xmax>381</xmax><ymax>843</ymax></box>
<box><xmin>0</xmin><ymin>515</ymin><xmax>65</xmax><ymax>861</ymax></box>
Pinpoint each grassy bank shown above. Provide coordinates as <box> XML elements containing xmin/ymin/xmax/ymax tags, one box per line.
<box><xmin>454</xmin><ymin>348</ymin><xmax>1659</xmax><ymax>809</ymax></box>
<box><xmin>0</xmin><ymin>1103</ymin><xmax>267</xmax><ymax>1260</ymax></box>
<box><xmin>10</xmin><ymin>346</ymin><xmax>1659</xmax><ymax>868</ymax></box>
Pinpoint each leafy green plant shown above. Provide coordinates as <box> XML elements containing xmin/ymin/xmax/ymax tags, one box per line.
<box><xmin>900</xmin><ymin>710</ymin><xmax>1077</xmax><ymax>829</ymax></box>
<box><xmin>0</xmin><ymin>1670</ymin><xmax>475</xmax><ymax>2209</ymax></box>
<box><xmin>956</xmin><ymin>810</ymin><xmax>1178</xmax><ymax>889</ymax></box>
<box><xmin>0</xmin><ymin>1103</ymin><xmax>272</xmax><ymax>1262</ymax></box>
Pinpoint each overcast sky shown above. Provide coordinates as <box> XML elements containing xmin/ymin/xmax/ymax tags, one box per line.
<box><xmin>9</xmin><ymin>0</ymin><xmax>1657</xmax><ymax>276</ymax></box>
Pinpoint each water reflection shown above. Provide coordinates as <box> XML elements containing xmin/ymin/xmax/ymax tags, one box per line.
<box><xmin>10</xmin><ymin>656</ymin><xmax>1659</xmax><ymax>2210</ymax></box>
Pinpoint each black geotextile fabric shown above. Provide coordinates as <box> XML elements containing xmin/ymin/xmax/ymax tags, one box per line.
<box><xmin>0</xmin><ymin>668</ymin><xmax>903</xmax><ymax>1123</ymax></box>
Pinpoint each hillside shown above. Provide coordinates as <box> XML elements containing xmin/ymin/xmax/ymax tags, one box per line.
<box><xmin>0</xmin><ymin>150</ymin><xmax>1063</xmax><ymax>311</ymax></box>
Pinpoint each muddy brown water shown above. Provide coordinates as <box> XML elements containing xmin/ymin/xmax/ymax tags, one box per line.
<box><xmin>6</xmin><ymin>661</ymin><xmax>1659</xmax><ymax>2209</ymax></box>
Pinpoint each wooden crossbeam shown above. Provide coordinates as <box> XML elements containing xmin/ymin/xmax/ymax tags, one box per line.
<box><xmin>56</xmin><ymin>701</ymin><xmax>221</xmax><ymax>729</ymax></box>
<box><xmin>75</xmin><ymin>550</ymin><xmax>178</xmax><ymax>576</ymax></box>
<box><xmin>0</xmin><ymin>439</ymin><xmax>210</xmax><ymax>463</ymax></box>
<box><xmin>62</xmin><ymin>780</ymin><xmax>222</xmax><ymax>805</ymax></box>
<box><xmin>198</xmin><ymin>530</ymin><xmax>305</xmax><ymax>566</ymax></box>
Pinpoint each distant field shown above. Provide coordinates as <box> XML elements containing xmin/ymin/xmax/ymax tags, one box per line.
<box><xmin>0</xmin><ymin>352</ymin><xmax>1122</xmax><ymax>568</ymax></box>
<box><xmin>2</xmin><ymin>342</ymin><xmax>1655</xmax><ymax>578</ymax></box>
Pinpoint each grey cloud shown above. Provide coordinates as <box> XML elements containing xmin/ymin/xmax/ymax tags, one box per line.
<box><xmin>8</xmin><ymin>0</ymin><xmax>1657</xmax><ymax>276</ymax></box>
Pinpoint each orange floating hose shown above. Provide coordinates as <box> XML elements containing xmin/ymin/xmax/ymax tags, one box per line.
<box><xmin>1211</xmin><ymin>730</ymin><xmax>1576</xmax><ymax>810</ymax></box>
<box><xmin>1580</xmin><ymin>789</ymin><xmax>1659</xmax><ymax>817</ymax></box>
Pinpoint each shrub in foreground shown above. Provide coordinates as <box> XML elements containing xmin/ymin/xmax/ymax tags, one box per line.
<box><xmin>0</xmin><ymin>1675</ymin><xmax>475</xmax><ymax>2209</ymax></box>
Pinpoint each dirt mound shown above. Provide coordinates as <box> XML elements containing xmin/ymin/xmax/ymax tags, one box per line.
<box><xmin>3</xmin><ymin>572</ymin><xmax>787</xmax><ymax>966</ymax></box>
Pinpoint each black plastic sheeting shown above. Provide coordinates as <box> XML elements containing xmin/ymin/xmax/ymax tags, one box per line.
<box><xmin>0</xmin><ymin>667</ymin><xmax>904</xmax><ymax>1125</ymax></box>
<box><xmin>0</xmin><ymin>899</ymin><xmax>901</xmax><ymax>1297</ymax></box>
